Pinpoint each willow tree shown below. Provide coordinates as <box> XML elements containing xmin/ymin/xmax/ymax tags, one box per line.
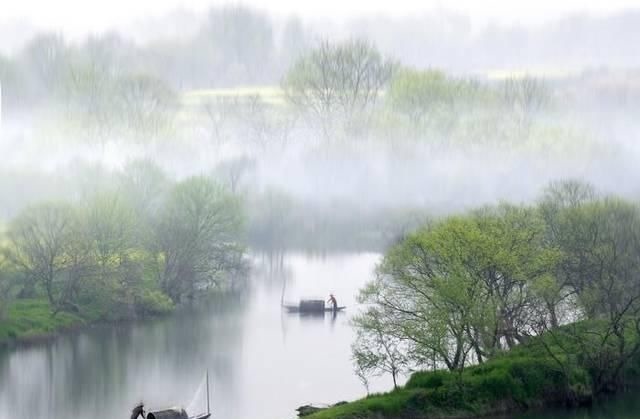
<box><xmin>355</xmin><ymin>204</ymin><xmax>559</xmax><ymax>372</ymax></box>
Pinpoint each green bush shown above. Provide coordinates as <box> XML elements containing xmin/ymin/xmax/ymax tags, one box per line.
<box><xmin>307</xmin><ymin>342</ymin><xmax>589</xmax><ymax>419</ymax></box>
<box><xmin>135</xmin><ymin>289</ymin><xmax>174</xmax><ymax>316</ymax></box>
<box><xmin>0</xmin><ymin>299</ymin><xmax>84</xmax><ymax>342</ymax></box>
<box><xmin>477</xmin><ymin>367</ymin><xmax>516</xmax><ymax>400</ymax></box>
<box><xmin>406</xmin><ymin>370</ymin><xmax>450</xmax><ymax>389</ymax></box>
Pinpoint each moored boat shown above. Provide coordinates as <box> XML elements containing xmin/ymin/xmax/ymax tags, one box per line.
<box><xmin>147</xmin><ymin>409</ymin><xmax>211</xmax><ymax>419</ymax></box>
<box><xmin>146</xmin><ymin>371</ymin><xmax>212</xmax><ymax>419</ymax></box>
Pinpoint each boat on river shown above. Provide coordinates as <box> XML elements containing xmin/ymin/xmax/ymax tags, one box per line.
<box><xmin>283</xmin><ymin>299</ymin><xmax>346</xmax><ymax>314</ymax></box>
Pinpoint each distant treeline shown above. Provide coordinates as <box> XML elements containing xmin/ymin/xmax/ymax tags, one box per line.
<box><xmin>0</xmin><ymin>160</ymin><xmax>245</xmax><ymax>322</ymax></box>
<box><xmin>3</xmin><ymin>6</ymin><xmax>640</xmax><ymax>95</ymax></box>
<box><xmin>0</xmin><ymin>157</ymin><xmax>430</xmax><ymax>325</ymax></box>
<box><xmin>0</xmin><ymin>6</ymin><xmax>307</xmax><ymax>109</ymax></box>
<box><xmin>2</xmin><ymin>14</ymin><xmax>639</xmax><ymax>151</ymax></box>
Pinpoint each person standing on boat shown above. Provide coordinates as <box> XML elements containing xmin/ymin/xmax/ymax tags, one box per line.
<box><xmin>131</xmin><ymin>402</ymin><xmax>145</xmax><ymax>419</ymax></box>
<box><xmin>327</xmin><ymin>294</ymin><xmax>338</xmax><ymax>311</ymax></box>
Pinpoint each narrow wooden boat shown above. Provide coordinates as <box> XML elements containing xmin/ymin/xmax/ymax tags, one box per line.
<box><xmin>147</xmin><ymin>372</ymin><xmax>212</xmax><ymax>419</ymax></box>
<box><xmin>283</xmin><ymin>299</ymin><xmax>346</xmax><ymax>313</ymax></box>
<box><xmin>283</xmin><ymin>304</ymin><xmax>346</xmax><ymax>313</ymax></box>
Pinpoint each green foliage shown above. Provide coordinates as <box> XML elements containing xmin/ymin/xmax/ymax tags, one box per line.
<box><xmin>0</xmin><ymin>299</ymin><xmax>85</xmax><ymax>341</ymax></box>
<box><xmin>388</xmin><ymin>68</ymin><xmax>486</xmax><ymax>126</ymax></box>
<box><xmin>357</xmin><ymin>202</ymin><xmax>560</xmax><ymax>378</ymax></box>
<box><xmin>0</xmin><ymin>169</ymin><xmax>246</xmax><ymax>340</ymax></box>
<box><xmin>134</xmin><ymin>289</ymin><xmax>174</xmax><ymax>316</ymax></box>
<box><xmin>405</xmin><ymin>370</ymin><xmax>451</xmax><ymax>390</ymax></box>
<box><xmin>156</xmin><ymin>176</ymin><xmax>245</xmax><ymax>301</ymax></box>
<box><xmin>310</xmin><ymin>336</ymin><xmax>600</xmax><ymax>419</ymax></box>
<box><xmin>355</xmin><ymin>181</ymin><xmax>640</xmax><ymax>401</ymax></box>
<box><xmin>5</xmin><ymin>202</ymin><xmax>81</xmax><ymax>305</ymax></box>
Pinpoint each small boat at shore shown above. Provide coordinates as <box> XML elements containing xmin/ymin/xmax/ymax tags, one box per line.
<box><xmin>147</xmin><ymin>408</ymin><xmax>210</xmax><ymax>419</ymax></box>
<box><xmin>282</xmin><ymin>299</ymin><xmax>346</xmax><ymax>314</ymax></box>
<box><xmin>146</xmin><ymin>372</ymin><xmax>212</xmax><ymax>419</ymax></box>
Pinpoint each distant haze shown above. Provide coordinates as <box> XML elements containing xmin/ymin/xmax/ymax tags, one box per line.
<box><xmin>2</xmin><ymin>0</ymin><xmax>640</xmax><ymax>40</ymax></box>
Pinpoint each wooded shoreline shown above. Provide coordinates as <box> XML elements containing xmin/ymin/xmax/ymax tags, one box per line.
<box><xmin>301</xmin><ymin>329</ymin><xmax>637</xmax><ymax>419</ymax></box>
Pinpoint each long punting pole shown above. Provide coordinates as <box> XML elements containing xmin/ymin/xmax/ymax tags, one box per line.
<box><xmin>206</xmin><ymin>370</ymin><xmax>210</xmax><ymax>415</ymax></box>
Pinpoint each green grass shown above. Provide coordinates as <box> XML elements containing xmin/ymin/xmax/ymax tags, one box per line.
<box><xmin>0</xmin><ymin>299</ymin><xmax>86</xmax><ymax>342</ymax></box>
<box><xmin>306</xmin><ymin>336</ymin><xmax>603</xmax><ymax>419</ymax></box>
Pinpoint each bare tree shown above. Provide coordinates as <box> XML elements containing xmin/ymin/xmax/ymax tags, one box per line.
<box><xmin>501</xmin><ymin>76</ymin><xmax>550</xmax><ymax>137</ymax></box>
<box><xmin>213</xmin><ymin>156</ymin><xmax>255</xmax><ymax>195</ymax></box>
<box><xmin>116</xmin><ymin>74</ymin><xmax>177</xmax><ymax>143</ymax></box>
<box><xmin>283</xmin><ymin>39</ymin><xmax>395</xmax><ymax>137</ymax></box>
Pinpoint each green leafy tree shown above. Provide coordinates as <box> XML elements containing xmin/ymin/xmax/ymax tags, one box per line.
<box><xmin>356</xmin><ymin>204</ymin><xmax>559</xmax><ymax>372</ymax></box>
<box><xmin>6</xmin><ymin>203</ymin><xmax>81</xmax><ymax>311</ymax></box>
<box><xmin>81</xmin><ymin>192</ymin><xmax>141</xmax><ymax>315</ymax></box>
<box><xmin>352</xmin><ymin>307</ymin><xmax>410</xmax><ymax>389</ymax></box>
<box><xmin>388</xmin><ymin>68</ymin><xmax>482</xmax><ymax>128</ymax></box>
<box><xmin>360</xmin><ymin>216</ymin><xmax>486</xmax><ymax>371</ymax></box>
<box><xmin>535</xmin><ymin>196</ymin><xmax>640</xmax><ymax>395</ymax></box>
<box><xmin>155</xmin><ymin>177</ymin><xmax>245</xmax><ymax>301</ymax></box>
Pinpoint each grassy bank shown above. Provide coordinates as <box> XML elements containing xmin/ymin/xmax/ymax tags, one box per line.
<box><xmin>0</xmin><ymin>299</ymin><xmax>91</xmax><ymax>343</ymax></box>
<box><xmin>0</xmin><ymin>294</ymin><xmax>174</xmax><ymax>344</ymax></box>
<box><xmin>306</xmin><ymin>334</ymin><xmax>639</xmax><ymax>419</ymax></box>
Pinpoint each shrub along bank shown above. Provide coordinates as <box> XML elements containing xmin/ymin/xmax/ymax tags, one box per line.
<box><xmin>306</xmin><ymin>330</ymin><xmax>639</xmax><ymax>419</ymax></box>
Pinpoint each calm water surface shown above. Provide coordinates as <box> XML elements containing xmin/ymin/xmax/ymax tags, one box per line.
<box><xmin>0</xmin><ymin>252</ymin><xmax>395</xmax><ymax>419</ymax></box>
<box><xmin>516</xmin><ymin>391</ymin><xmax>640</xmax><ymax>419</ymax></box>
<box><xmin>3</xmin><ymin>252</ymin><xmax>638</xmax><ymax>419</ymax></box>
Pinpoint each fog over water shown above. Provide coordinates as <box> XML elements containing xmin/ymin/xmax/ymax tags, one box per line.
<box><xmin>0</xmin><ymin>253</ymin><xmax>386</xmax><ymax>419</ymax></box>
<box><xmin>1</xmin><ymin>2</ymin><xmax>640</xmax><ymax>419</ymax></box>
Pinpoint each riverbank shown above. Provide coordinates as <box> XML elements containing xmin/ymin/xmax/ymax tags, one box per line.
<box><xmin>0</xmin><ymin>296</ymin><xmax>173</xmax><ymax>346</ymax></box>
<box><xmin>303</xmin><ymin>331</ymin><xmax>637</xmax><ymax>419</ymax></box>
<box><xmin>0</xmin><ymin>299</ymin><xmax>90</xmax><ymax>344</ymax></box>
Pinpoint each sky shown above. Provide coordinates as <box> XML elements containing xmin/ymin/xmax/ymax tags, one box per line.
<box><xmin>2</xmin><ymin>0</ymin><xmax>640</xmax><ymax>38</ymax></box>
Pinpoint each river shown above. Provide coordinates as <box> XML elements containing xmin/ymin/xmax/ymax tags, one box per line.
<box><xmin>2</xmin><ymin>252</ymin><xmax>638</xmax><ymax>419</ymax></box>
<box><xmin>0</xmin><ymin>252</ymin><xmax>395</xmax><ymax>419</ymax></box>
<box><xmin>516</xmin><ymin>391</ymin><xmax>640</xmax><ymax>419</ymax></box>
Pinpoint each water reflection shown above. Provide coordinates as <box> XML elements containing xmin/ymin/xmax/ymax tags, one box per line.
<box><xmin>516</xmin><ymin>391</ymin><xmax>640</xmax><ymax>419</ymax></box>
<box><xmin>0</xmin><ymin>252</ymin><xmax>390</xmax><ymax>419</ymax></box>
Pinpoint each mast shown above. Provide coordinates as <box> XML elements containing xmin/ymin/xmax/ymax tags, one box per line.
<box><xmin>206</xmin><ymin>369</ymin><xmax>210</xmax><ymax>416</ymax></box>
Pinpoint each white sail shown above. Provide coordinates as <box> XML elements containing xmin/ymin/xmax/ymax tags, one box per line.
<box><xmin>186</xmin><ymin>372</ymin><xmax>210</xmax><ymax>417</ymax></box>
